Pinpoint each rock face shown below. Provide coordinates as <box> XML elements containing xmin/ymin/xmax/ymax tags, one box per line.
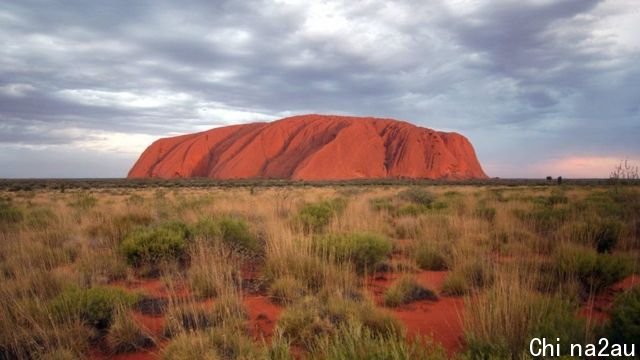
<box><xmin>128</xmin><ymin>114</ymin><xmax>488</xmax><ymax>180</ymax></box>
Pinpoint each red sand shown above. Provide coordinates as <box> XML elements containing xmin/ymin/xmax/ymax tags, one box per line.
<box><xmin>368</xmin><ymin>271</ymin><xmax>465</xmax><ymax>355</ymax></box>
<box><xmin>128</xmin><ymin>114</ymin><xmax>487</xmax><ymax>180</ymax></box>
<box><xmin>244</xmin><ymin>295</ymin><xmax>283</xmax><ymax>342</ymax></box>
<box><xmin>580</xmin><ymin>275</ymin><xmax>638</xmax><ymax>324</ymax></box>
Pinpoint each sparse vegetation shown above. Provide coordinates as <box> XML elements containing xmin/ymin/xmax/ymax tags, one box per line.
<box><xmin>383</xmin><ymin>276</ymin><xmax>438</xmax><ymax>307</ymax></box>
<box><xmin>314</xmin><ymin>232</ymin><xmax>392</xmax><ymax>273</ymax></box>
<box><xmin>0</xmin><ymin>183</ymin><xmax>638</xmax><ymax>359</ymax></box>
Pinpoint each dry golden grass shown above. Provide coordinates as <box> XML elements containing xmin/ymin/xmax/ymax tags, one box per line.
<box><xmin>0</xmin><ymin>184</ymin><xmax>638</xmax><ymax>359</ymax></box>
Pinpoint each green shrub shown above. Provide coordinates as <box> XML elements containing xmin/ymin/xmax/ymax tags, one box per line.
<box><xmin>50</xmin><ymin>286</ymin><xmax>138</xmax><ymax>330</ymax></box>
<box><xmin>192</xmin><ymin>217</ymin><xmax>258</xmax><ymax>253</ymax></box>
<box><xmin>554</xmin><ymin>245</ymin><xmax>632</xmax><ymax>294</ymax></box>
<box><xmin>295</xmin><ymin>199</ymin><xmax>346</xmax><ymax>233</ymax></box>
<box><xmin>313</xmin><ymin>324</ymin><xmax>447</xmax><ymax>360</ymax></box>
<box><xmin>314</xmin><ymin>232</ymin><xmax>392</xmax><ymax>273</ymax></box>
<box><xmin>383</xmin><ymin>276</ymin><xmax>437</xmax><ymax>307</ymax></box>
<box><xmin>398</xmin><ymin>187</ymin><xmax>435</xmax><ymax>206</ymax></box>
<box><xmin>217</xmin><ymin>218</ymin><xmax>258</xmax><ymax>253</ymax></box>
<box><xmin>120</xmin><ymin>221</ymin><xmax>190</xmax><ymax>269</ymax></box>
<box><xmin>414</xmin><ymin>244</ymin><xmax>449</xmax><ymax>271</ymax></box>
<box><xmin>607</xmin><ymin>286</ymin><xmax>640</xmax><ymax>347</ymax></box>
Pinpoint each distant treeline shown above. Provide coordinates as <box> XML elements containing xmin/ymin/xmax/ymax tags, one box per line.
<box><xmin>0</xmin><ymin>177</ymin><xmax>637</xmax><ymax>191</ymax></box>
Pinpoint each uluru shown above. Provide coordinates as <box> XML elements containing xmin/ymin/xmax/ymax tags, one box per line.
<box><xmin>128</xmin><ymin>114</ymin><xmax>488</xmax><ymax>180</ymax></box>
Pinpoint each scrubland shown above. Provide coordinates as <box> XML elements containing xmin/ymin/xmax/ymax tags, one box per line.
<box><xmin>0</xmin><ymin>184</ymin><xmax>638</xmax><ymax>359</ymax></box>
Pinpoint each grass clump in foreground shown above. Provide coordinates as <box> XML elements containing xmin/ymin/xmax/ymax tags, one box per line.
<box><xmin>120</xmin><ymin>221</ymin><xmax>190</xmax><ymax>272</ymax></box>
<box><xmin>414</xmin><ymin>243</ymin><xmax>450</xmax><ymax>271</ymax></box>
<box><xmin>164</xmin><ymin>295</ymin><xmax>247</xmax><ymax>336</ymax></box>
<box><xmin>50</xmin><ymin>286</ymin><xmax>139</xmax><ymax>330</ymax></box>
<box><xmin>464</xmin><ymin>276</ymin><xmax>590</xmax><ymax>359</ymax></box>
<box><xmin>268</xmin><ymin>276</ymin><xmax>307</xmax><ymax>305</ymax></box>
<box><xmin>384</xmin><ymin>276</ymin><xmax>438</xmax><ymax>307</ymax></box>
<box><xmin>276</xmin><ymin>295</ymin><xmax>401</xmax><ymax>351</ymax></box>
<box><xmin>162</xmin><ymin>324</ymin><xmax>281</xmax><ymax>360</ymax></box>
<box><xmin>106</xmin><ymin>306</ymin><xmax>155</xmax><ymax>353</ymax></box>
<box><xmin>313</xmin><ymin>323</ymin><xmax>447</xmax><ymax>360</ymax></box>
<box><xmin>314</xmin><ymin>232</ymin><xmax>392</xmax><ymax>273</ymax></box>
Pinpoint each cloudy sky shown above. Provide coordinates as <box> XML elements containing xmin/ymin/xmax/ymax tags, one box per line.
<box><xmin>1</xmin><ymin>0</ymin><xmax>638</xmax><ymax>178</ymax></box>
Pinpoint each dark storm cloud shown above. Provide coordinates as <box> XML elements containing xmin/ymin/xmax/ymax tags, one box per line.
<box><xmin>0</xmin><ymin>0</ymin><xmax>638</xmax><ymax>177</ymax></box>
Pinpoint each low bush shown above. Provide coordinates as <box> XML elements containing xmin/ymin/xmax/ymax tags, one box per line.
<box><xmin>414</xmin><ymin>244</ymin><xmax>449</xmax><ymax>271</ymax></box>
<box><xmin>120</xmin><ymin>221</ymin><xmax>190</xmax><ymax>269</ymax></box>
<box><xmin>50</xmin><ymin>286</ymin><xmax>138</xmax><ymax>330</ymax></box>
<box><xmin>383</xmin><ymin>276</ymin><xmax>437</xmax><ymax>307</ymax></box>
<box><xmin>398</xmin><ymin>187</ymin><xmax>435</xmax><ymax>207</ymax></box>
<box><xmin>295</xmin><ymin>198</ymin><xmax>346</xmax><ymax>233</ymax></box>
<box><xmin>607</xmin><ymin>286</ymin><xmax>640</xmax><ymax>347</ymax></box>
<box><xmin>217</xmin><ymin>217</ymin><xmax>259</xmax><ymax>253</ymax></box>
<box><xmin>314</xmin><ymin>232</ymin><xmax>392</xmax><ymax>273</ymax></box>
<box><xmin>554</xmin><ymin>245</ymin><xmax>632</xmax><ymax>294</ymax></box>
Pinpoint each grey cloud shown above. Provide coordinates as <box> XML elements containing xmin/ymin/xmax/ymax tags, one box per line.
<box><xmin>0</xmin><ymin>0</ymin><xmax>638</xmax><ymax>178</ymax></box>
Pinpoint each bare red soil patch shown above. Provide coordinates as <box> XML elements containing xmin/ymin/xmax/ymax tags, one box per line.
<box><xmin>580</xmin><ymin>275</ymin><xmax>639</xmax><ymax>324</ymax></box>
<box><xmin>244</xmin><ymin>295</ymin><xmax>283</xmax><ymax>342</ymax></box>
<box><xmin>368</xmin><ymin>270</ymin><xmax>465</xmax><ymax>355</ymax></box>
